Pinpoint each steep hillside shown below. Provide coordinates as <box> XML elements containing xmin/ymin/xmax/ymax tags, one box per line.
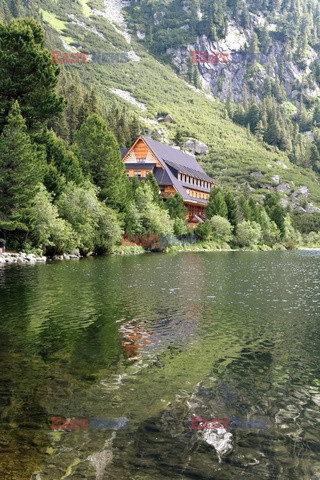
<box><xmin>1</xmin><ymin>0</ymin><xmax>320</xmax><ymax>212</ymax></box>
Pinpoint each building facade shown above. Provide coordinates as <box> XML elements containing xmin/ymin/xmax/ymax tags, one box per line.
<box><xmin>121</xmin><ymin>136</ymin><xmax>215</xmax><ymax>225</ymax></box>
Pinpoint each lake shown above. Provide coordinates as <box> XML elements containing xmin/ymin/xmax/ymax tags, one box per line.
<box><xmin>0</xmin><ymin>251</ymin><xmax>320</xmax><ymax>480</ymax></box>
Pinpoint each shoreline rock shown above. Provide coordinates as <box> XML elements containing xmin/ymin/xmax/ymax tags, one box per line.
<box><xmin>0</xmin><ymin>251</ymin><xmax>81</xmax><ymax>266</ymax></box>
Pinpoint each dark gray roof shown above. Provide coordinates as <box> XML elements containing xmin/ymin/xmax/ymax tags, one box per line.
<box><xmin>124</xmin><ymin>163</ymin><xmax>155</xmax><ymax>169</ymax></box>
<box><xmin>141</xmin><ymin>136</ymin><xmax>213</xmax><ymax>203</ymax></box>
<box><xmin>153</xmin><ymin>167</ymin><xmax>172</xmax><ymax>185</ymax></box>
<box><xmin>164</xmin><ymin>159</ymin><xmax>213</xmax><ymax>182</ymax></box>
<box><xmin>142</xmin><ymin>136</ymin><xmax>214</xmax><ymax>182</ymax></box>
<box><xmin>180</xmin><ymin>180</ymin><xmax>211</xmax><ymax>193</ymax></box>
<box><xmin>120</xmin><ymin>148</ymin><xmax>129</xmax><ymax>159</ymax></box>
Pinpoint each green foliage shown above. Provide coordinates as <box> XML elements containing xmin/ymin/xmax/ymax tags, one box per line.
<box><xmin>235</xmin><ymin>220</ymin><xmax>262</xmax><ymax>247</ymax></box>
<box><xmin>124</xmin><ymin>182</ymin><xmax>175</xmax><ymax>241</ymax></box>
<box><xmin>73</xmin><ymin>114</ymin><xmax>128</xmax><ymax>209</ymax></box>
<box><xmin>264</xmin><ymin>193</ymin><xmax>286</xmax><ymax>237</ymax></box>
<box><xmin>29</xmin><ymin>184</ymin><xmax>78</xmax><ymax>254</ymax></box>
<box><xmin>57</xmin><ymin>182</ymin><xmax>122</xmax><ymax>254</ymax></box>
<box><xmin>43</xmin><ymin>129</ymin><xmax>83</xmax><ymax>191</ymax></box>
<box><xmin>0</xmin><ymin>17</ymin><xmax>64</xmax><ymax>134</ymax></box>
<box><xmin>0</xmin><ymin>102</ymin><xmax>45</xmax><ymax>227</ymax></box>
<box><xmin>209</xmin><ymin>215</ymin><xmax>232</xmax><ymax>243</ymax></box>
<box><xmin>224</xmin><ymin>192</ymin><xmax>238</xmax><ymax>233</ymax></box>
<box><xmin>195</xmin><ymin>221</ymin><xmax>213</xmax><ymax>241</ymax></box>
<box><xmin>205</xmin><ymin>187</ymin><xmax>228</xmax><ymax>219</ymax></box>
<box><xmin>146</xmin><ymin>172</ymin><xmax>163</xmax><ymax>206</ymax></box>
<box><xmin>106</xmin><ymin>103</ymin><xmax>141</xmax><ymax>148</ymax></box>
<box><xmin>165</xmin><ymin>193</ymin><xmax>188</xmax><ymax>220</ymax></box>
<box><xmin>173</xmin><ymin>217</ymin><xmax>188</xmax><ymax>235</ymax></box>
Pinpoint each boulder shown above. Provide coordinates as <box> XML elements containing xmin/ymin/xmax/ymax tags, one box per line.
<box><xmin>271</xmin><ymin>175</ymin><xmax>280</xmax><ymax>184</ymax></box>
<box><xmin>163</xmin><ymin>114</ymin><xmax>173</xmax><ymax>123</ymax></box>
<box><xmin>250</xmin><ymin>171</ymin><xmax>263</xmax><ymax>180</ymax></box>
<box><xmin>158</xmin><ymin>114</ymin><xmax>173</xmax><ymax>123</ymax></box>
<box><xmin>183</xmin><ymin>138</ymin><xmax>209</xmax><ymax>155</ymax></box>
<box><xmin>259</xmin><ymin>183</ymin><xmax>273</xmax><ymax>190</ymax></box>
<box><xmin>280</xmin><ymin>197</ymin><xmax>289</xmax><ymax>208</ymax></box>
<box><xmin>276</xmin><ymin>183</ymin><xmax>291</xmax><ymax>193</ymax></box>
<box><xmin>293</xmin><ymin>186</ymin><xmax>310</xmax><ymax>198</ymax></box>
<box><xmin>36</xmin><ymin>256</ymin><xmax>47</xmax><ymax>262</ymax></box>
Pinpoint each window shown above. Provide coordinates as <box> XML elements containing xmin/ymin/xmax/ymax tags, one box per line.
<box><xmin>134</xmin><ymin>171</ymin><xmax>141</xmax><ymax>177</ymax></box>
<box><xmin>136</xmin><ymin>158</ymin><xmax>146</xmax><ymax>163</ymax></box>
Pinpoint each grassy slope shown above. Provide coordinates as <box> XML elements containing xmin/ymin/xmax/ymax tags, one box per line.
<box><xmin>16</xmin><ymin>0</ymin><xmax>320</xmax><ymax>205</ymax></box>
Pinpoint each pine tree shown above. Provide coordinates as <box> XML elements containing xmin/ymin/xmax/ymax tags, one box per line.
<box><xmin>174</xmin><ymin>129</ymin><xmax>184</xmax><ymax>148</ymax></box>
<box><xmin>205</xmin><ymin>188</ymin><xmax>228</xmax><ymax>219</ymax></box>
<box><xmin>74</xmin><ymin>114</ymin><xmax>128</xmax><ymax>210</ymax></box>
<box><xmin>0</xmin><ymin>18</ymin><xmax>64</xmax><ymax>134</ymax></box>
<box><xmin>238</xmin><ymin>195</ymin><xmax>251</xmax><ymax>221</ymax></box>
<box><xmin>129</xmin><ymin>115</ymin><xmax>141</xmax><ymax>145</ymax></box>
<box><xmin>259</xmin><ymin>24</ymin><xmax>272</xmax><ymax>54</ymax></box>
<box><xmin>313</xmin><ymin>102</ymin><xmax>320</xmax><ymax>127</ymax></box>
<box><xmin>0</xmin><ymin>101</ymin><xmax>45</xmax><ymax>226</ymax></box>
<box><xmin>240</xmin><ymin>4</ymin><xmax>250</xmax><ymax>28</ymax></box>
<box><xmin>165</xmin><ymin>193</ymin><xmax>187</xmax><ymax>219</ymax></box>
<box><xmin>224</xmin><ymin>192</ymin><xmax>238</xmax><ymax>233</ymax></box>
<box><xmin>145</xmin><ymin>172</ymin><xmax>163</xmax><ymax>206</ymax></box>
<box><xmin>42</xmin><ymin>130</ymin><xmax>84</xmax><ymax>191</ymax></box>
<box><xmin>247</xmin><ymin>99</ymin><xmax>260</xmax><ymax>132</ymax></box>
<box><xmin>226</xmin><ymin>81</ymin><xmax>234</xmax><ymax>119</ymax></box>
<box><xmin>192</xmin><ymin>65</ymin><xmax>201</xmax><ymax>89</ymax></box>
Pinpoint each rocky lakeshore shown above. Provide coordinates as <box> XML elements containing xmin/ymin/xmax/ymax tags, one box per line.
<box><xmin>0</xmin><ymin>252</ymin><xmax>81</xmax><ymax>265</ymax></box>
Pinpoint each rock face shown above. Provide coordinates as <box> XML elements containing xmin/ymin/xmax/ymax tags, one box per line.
<box><xmin>183</xmin><ymin>138</ymin><xmax>209</xmax><ymax>155</ymax></box>
<box><xmin>167</xmin><ymin>17</ymin><xmax>320</xmax><ymax>103</ymax></box>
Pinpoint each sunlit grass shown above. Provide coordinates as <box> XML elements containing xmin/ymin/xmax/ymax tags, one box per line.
<box><xmin>79</xmin><ymin>0</ymin><xmax>91</xmax><ymax>17</ymax></box>
<box><xmin>40</xmin><ymin>9</ymin><xmax>66</xmax><ymax>33</ymax></box>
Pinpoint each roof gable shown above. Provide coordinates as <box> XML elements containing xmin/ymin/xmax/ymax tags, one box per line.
<box><xmin>141</xmin><ymin>136</ymin><xmax>213</xmax><ymax>182</ymax></box>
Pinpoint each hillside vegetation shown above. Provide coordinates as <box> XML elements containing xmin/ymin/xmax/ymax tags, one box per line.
<box><xmin>1</xmin><ymin>0</ymin><xmax>320</xmax><ymax>210</ymax></box>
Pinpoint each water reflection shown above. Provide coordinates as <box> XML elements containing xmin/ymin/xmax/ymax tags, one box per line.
<box><xmin>0</xmin><ymin>252</ymin><xmax>320</xmax><ymax>479</ymax></box>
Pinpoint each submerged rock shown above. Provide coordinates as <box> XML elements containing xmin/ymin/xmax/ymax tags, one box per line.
<box><xmin>203</xmin><ymin>426</ymin><xmax>233</xmax><ymax>461</ymax></box>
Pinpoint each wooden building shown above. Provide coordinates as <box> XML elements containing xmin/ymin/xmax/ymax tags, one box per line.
<box><xmin>121</xmin><ymin>136</ymin><xmax>215</xmax><ymax>225</ymax></box>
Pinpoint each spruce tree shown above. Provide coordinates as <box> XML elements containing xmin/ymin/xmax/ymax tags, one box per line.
<box><xmin>165</xmin><ymin>193</ymin><xmax>187</xmax><ymax>220</ymax></box>
<box><xmin>0</xmin><ymin>101</ymin><xmax>45</xmax><ymax>226</ymax></box>
<box><xmin>74</xmin><ymin>114</ymin><xmax>128</xmax><ymax>210</ymax></box>
<box><xmin>0</xmin><ymin>18</ymin><xmax>64</xmax><ymax>134</ymax></box>
<box><xmin>206</xmin><ymin>188</ymin><xmax>228</xmax><ymax>219</ymax></box>
<box><xmin>224</xmin><ymin>192</ymin><xmax>238</xmax><ymax>233</ymax></box>
<box><xmin>146</xmin><ymin>172</ymin><xmax>163</xmax><ymax>206</ymax></box>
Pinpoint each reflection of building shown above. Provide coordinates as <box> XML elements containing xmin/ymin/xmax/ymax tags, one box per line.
<box><xmin>119</xmin><ymin>322</ymin><xmax>152</xmax><ymax>360</ymax></box>
<box><xmin>121</xmin><ymin>136</ymin><xmax>215</xmax><ymax>226</ymax></box>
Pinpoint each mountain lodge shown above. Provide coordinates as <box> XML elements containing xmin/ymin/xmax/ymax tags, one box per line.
<box><xmin>121</xmin><ymin>136</ymin><xmax>215</xmax><ymax>226</ymax></box>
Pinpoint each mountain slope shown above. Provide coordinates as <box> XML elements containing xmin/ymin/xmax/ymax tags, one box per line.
<box><xmin>1</xmin><ymin>0</ymin><xmax>320</xmax><ymax>210</ymax></box>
